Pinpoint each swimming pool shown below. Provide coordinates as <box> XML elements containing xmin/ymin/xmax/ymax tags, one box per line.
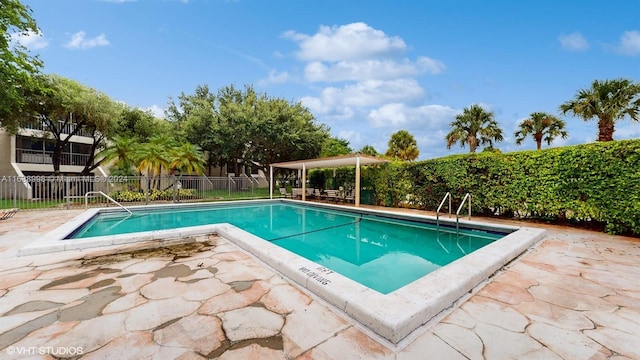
<box><xmin>67</xmin><ymin>202</ymin><xmax>504</xmax><ymax>294</ymax></box>
<box><xmin>24</xmin><ymin>199</ymin><xmax>546</xmax><ymax>344</ymax></box>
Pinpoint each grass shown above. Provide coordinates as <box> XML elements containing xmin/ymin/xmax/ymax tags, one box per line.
<box><xmin>0</xmin><ymin>199</ymin><xmax>66</xmax><ymax>210</ymax></box>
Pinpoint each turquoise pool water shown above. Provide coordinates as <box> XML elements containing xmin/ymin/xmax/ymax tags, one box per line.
<box><xmin>69</xmin><ymin>202</ymin><xmax>504</xmax><ymax>293</ymax></box>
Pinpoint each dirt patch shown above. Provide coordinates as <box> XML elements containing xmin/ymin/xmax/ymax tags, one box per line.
<box><xmin>81</xmin><ymin>238</ymin><xmax>218</xmax><ymax>266</ymax></box>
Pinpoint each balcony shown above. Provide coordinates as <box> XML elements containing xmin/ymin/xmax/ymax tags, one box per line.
<box><xmin>22</xmin><ymin>120</ymin><xmax>95</xmax><ymax>138</ymax></box>
<box><xmin>16</xmin><ymin>149</ymin><xmax>91</xmax><ymax>166</ymax></box>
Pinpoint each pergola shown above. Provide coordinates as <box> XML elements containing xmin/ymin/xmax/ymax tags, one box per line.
<box><xmin>269</xmin><ymin>154</ymin><xmax>388</xmax><ymax>207</ymax></box>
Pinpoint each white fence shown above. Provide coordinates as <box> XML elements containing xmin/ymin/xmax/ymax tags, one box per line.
<box><xmin>0</xmin><ymin>175</ymin><xmax>269</xmax><ymax>210</ymax></box>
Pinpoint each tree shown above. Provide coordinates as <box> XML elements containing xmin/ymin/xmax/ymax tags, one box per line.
<box><xmin>514</xmin><ymin>112</ymin><xmax>568</xmax><ymax>150</ymax></box>
<box><xmin>358</xmin><ymin>145</ymin><xmax>380</xmax><ymax>157</ymax></box>
<box><xmin>135</xmin><ymin>135</ymin><xmax>173</xmax><ymax>189</ymax></box>
<box><xmin>117</xmin><ymin>107</ymin><xmax>162</xmax><ymax>142</ymax></box>
<box><xmin>25</xmin><ymin>75</ymin><xmax>122</xmax><ymax>175</ymax></box>
<box><xmin>248</xmin><ymin>96</ymin><xmax>328</xmax><ymax>179</ymax></box>
<box><xmin>97</xmin><ymin>136</ymin><xmax>139</xmax><ymax>176</ymax></box>
<box><xmin>385</xmin><ymin>130</ymin><xmax>419</xmax><ymax>161</ymax></box>
<box><xmin>446</xmin><ymin>104</ymin><xmax>504</xmax><ymax>153</ymax></box>
<box><xmin>559</xmin><ymin>78</ymin><xmax>640</xmax><ymax>141</ymax></box>
<box><xmin>0</xmin><ymin>0</ymin><xmax>43</xmax><ymax>132</ymax></box>
<box><xmin>320</xmin><ymin>136</ymin><xmax>352</xmax><ymax>157</ymax></box>
<box><xmin>170</xmin><ymin>143</ymin><xmax>205</xmax><ymax>175</ymax></box>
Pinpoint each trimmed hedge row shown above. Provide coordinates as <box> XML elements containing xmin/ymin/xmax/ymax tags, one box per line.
<box><xmin>109</xmin><ymin>188</ymin><xmax>198</xmax><ymax>202</ymax></box>
<box><xmin>366</xmin><ymin>139</ymin><xmax>640</xmax><ymax>235</ymax></box>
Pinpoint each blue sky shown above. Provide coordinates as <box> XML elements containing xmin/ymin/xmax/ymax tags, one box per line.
<box><xmin>14</xmin><ymin>0</ymin><xmax>640</xmax><ymax>159</ymax></box>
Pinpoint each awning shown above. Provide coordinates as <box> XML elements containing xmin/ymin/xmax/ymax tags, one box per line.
<box><xmin>269</xmin><ymin>154</ymin><xmax>388</xmax><ymax>207</ymax></box>
<box><xmin>271</xmin><ymin>154</ymin><xmax>388</xmax><ymax>170</ymax></box>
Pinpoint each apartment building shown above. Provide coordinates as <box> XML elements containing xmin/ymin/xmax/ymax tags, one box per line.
<box><xmin>0</xmin><ymin>120</ymin><xmax>109</xmax><ymax>199</ymax></box>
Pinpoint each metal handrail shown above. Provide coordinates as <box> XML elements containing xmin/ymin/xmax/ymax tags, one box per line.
<box><xmin>85</xmin><ymin>191</ymin><xmax>132</xmax><ymax>215</ymax></box>
<box><xmin>436</xmin><ymin>192</ymin><xmax>452</xmax><ymax>228</ymax></box>
<box><xmin>455</xmin><ymin>193</ymin><xmax>471</xmax><ymax>232</ymax></box>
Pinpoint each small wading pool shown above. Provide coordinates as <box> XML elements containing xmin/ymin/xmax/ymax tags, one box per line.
<box><xmin>24</xmin><ymin>199</ymin><xmax>546</xmax><ymax>344</ymax></box>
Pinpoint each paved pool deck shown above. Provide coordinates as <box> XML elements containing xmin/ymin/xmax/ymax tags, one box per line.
<box><xmin>0</xmin><ymin>207</ymin><xmax>638</xmax><ymax>359</ymax></box>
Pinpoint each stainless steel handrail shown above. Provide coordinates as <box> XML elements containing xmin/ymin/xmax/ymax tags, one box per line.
<box><xmin>436</xmin><ymin>192</ymin><xmax>452</xmax><ymax>228</ymax></box>
<box><xmin>84</xmin><ymin>191</ymin><xmax>132</xmax><ymax>215</ymax></box>
<box><xmin>456</xmin><ymin>193</ymin><xmax>471</xmax><ymax>232</ymax></box>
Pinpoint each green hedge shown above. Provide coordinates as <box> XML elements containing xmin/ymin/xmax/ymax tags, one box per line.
<box><xmin>109</xmin><ymin>189</ymin><xmax>198</xmax><ymax>202</ymax></box>
<box><xmin>365</xmin><ymin>139</ymin><xmax>640</xmax><ymax>235</ymax></box>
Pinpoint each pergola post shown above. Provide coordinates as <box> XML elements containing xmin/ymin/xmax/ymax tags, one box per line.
<box><xmin>301</xmin><ymin>163</ymin><xmax>306</xmax><ymax>201</ymax></box>
<box><xmin>269</xmin><ymin>165</ymin><xmax>273</xmax><ymax>199</ymax></box>
<box><xmin>355</xmin><ymin>156</ymin><xmax>361</xmax><ymax>207</ymax></box>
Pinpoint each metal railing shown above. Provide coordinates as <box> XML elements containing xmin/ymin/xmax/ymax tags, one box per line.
<box><xmin>16</xmin><ymin>149</ymin><xmax>91</xmax><ymax>166</ymax></box>
<box><xmin>0</xmin><ymin>175</ymin><xmax>268</xmax><ymax>211</ymax></box>
<box><xmin>456</xmin><ymin>193</ymin><xmax>472</xmax><ymax>232</ymax></box>
<box><xmin>84</xmin><ymin>191</ymin><xmax>132</xmax><ymax>215</ymax></box>
<box><xmin>436</xmin><ymin>192</ymin><xmax>452</xmax><ymax>229</ymax></box>
<box><xmin>22</xmin><ymin>120</ymin><xmax>95</xmax><ymax>138</ymax></box>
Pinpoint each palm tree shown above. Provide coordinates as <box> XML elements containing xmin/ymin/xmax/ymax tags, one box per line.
<box><xmin>358</xmin><ymin>145</ymin><xmax>380</xmax><ymax>157</ymax></box>
<box><xmin>385</xmin><ymin>130</ymin><xmax>419</xmax><ymax>161</ymax></box>
<box><xmin>98</xmin><ymin>136</ymin><xmax>139</xmax><ymax>175</ymax></box>
<box><xmin>559</xmin><ymin>78</ymin><xmax>640</xmax><ymax>141</ymax></box>
<box><xmin>514</xmin><ymin>112</ymin><xmax>569</xmax><ymax>150</ymax></box>
<box><xmin>135</xmin><ymin>137</ymin><xmax>172</xmax><ymax>189</ymax></box>
<box><xmin>446</xmin><ymin>104</ymin><xmax>504</xmax><ymax>153</ymax></box>
<box><xmin>169</xmin><ymin>143</ymin><xmax>206</xmax><ymax>175</ymax></box>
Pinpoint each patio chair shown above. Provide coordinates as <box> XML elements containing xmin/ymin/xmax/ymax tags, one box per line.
<box><xmin>313</xmin><ymin>189</ymin><xmax>322</xmax><ymax>198</ymax></box>
<box><xmin>291</xmin><ymin>188</ymin><xmax>303</xmax><ymax>199</ymax></box>
<box><xmin>344</xmin><ymin>190</ymin><xmax>355</xmax><ymax>203</ymax></box>
<box><xmin>325</xmin><ymin>189</ymin><xmax>340</xmax><ymax>203</ymax></box>
<box><xmin>306</xmin><ymin>188</ymin><xmax>315</xmax><ymax>198</ymax></box>
<box><xmin>0</xmin><ymin>208</ymin><xmax>18</xmax><ymax>221</ymax></box>
<box><xmin>279</xmin><ymin>187</ymin><xmax>292</xmax><ymax>198</ymax></box>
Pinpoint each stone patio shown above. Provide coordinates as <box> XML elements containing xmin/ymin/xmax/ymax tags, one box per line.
<box><xmin>0</xmin><ymin>209</ymin><xmax>638</xmax><ymax>359</ymax></box>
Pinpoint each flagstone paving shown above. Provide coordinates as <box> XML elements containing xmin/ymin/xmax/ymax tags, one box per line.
<box><xmin>0</xmin><ymin>209</ymin><xmax>638</xmax><ymax>359</ymax></box>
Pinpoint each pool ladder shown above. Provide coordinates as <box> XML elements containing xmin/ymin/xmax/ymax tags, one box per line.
<box><xmin>436</xmin><ymin>192</ymin><xmax>471</xmax><ymax>233</ymax></box>
<box><xmin>84</xmin><ymin>191</ymin><xmax>132</xmax><ymax>215</ymax></box>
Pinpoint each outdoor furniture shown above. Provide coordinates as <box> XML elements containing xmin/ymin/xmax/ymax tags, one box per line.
<box><xmin>279</xmin><ymin>187</ymin><xmax>292</xmax><ymax>198</ymax></box>
<box><xmin>313</xmin><ymin>189</ymin><xmax>322</xmax><ymax>198</ymax></box>
<box><xmin>324</xmin><ymin>189</ymin><xmax>340</xmax><ymax>203</ymax></box>
<box><xmin>0</xmin><ymin>208</ymin><xmax>18</xmax><ymax>221</ymax></box>
<box><xmin>343</xmin><ymin>190</ymin><xmax>355</xmax><ymax>203</ymax></box>
<box><xmin>291</xmin><ymin>188</ymin><xmax>303</xmax><ymax>199</ymax></box>
<box><xmin>306</xmin><ymin>188</ymin><xmax>315</xmax><ymax>198</ymax></box>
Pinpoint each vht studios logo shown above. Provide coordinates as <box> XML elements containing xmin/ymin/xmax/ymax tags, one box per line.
<box><xmin>5</xmin><ymin>346</ymin><xmax>84</xmax><ymax>356</ymax></box>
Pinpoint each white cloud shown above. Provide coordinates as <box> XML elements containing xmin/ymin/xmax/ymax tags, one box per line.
<box><xmin>283</xmin><ymin>22</ymin><xmax>406</xmax><ymax>62</ymax></box>
<box><xmin>617</xmin><ymin>30</ymin><xmax>640</xmax><ymax>56</ymax></box>
<box><xmin>302</xmin><ymin>79</ymin><xmax>425</xmax><ymax>115</ymax></box>
<box><xmin>278</xmin><ymin>22</ymin><xmax>449</xmax><ymax>159</ymax></box>
<box><xmin>304</xmin><ymin>57</ymin><xmax>445</xmax><ymax>83</ymax></box>
<box><xmin>64</xmin><ymin>31</ymin><xmax>110</xmax><ymax>49</ymax></box>
<box><xmin>142</xmin><ymin>105</ymin><xmax>165</xmax><ymax>119</ymax></box>
<box><xmin>258</xmin><ymin>70</ymin><xmax>290</xmax><ymax>86</ymax></box>
<box><xmin>369</xmin><ymin>103</ymin><xmax>457</xmax><ymax>129</ymax></box>
<box><xmin>10</xmin><ymin>30</ymin><xmax>48</xmax><ymax>50</ymax></box>
<box><xmin>558</xmin><ymin>32</ymin><xmax>589</xmax><ymax>51</ymax></box>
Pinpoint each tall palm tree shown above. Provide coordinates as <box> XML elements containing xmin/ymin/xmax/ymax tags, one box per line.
<box><xmin>169</xmin><ymin>143</ymin><xmax>206</xmax><ymax>175</ymax></box>
<box><xmin>385</xmin><ymin>130</ymin><xmax>419</xmax><ymax>161</ymax></box>
<box><xmin>446</xmin><ymin>104</ymin><xmax>504</xmax><ymax>153</ymax></box>
<box><xmin>514</xmin><ymin>112</ymin><xmax>569</xmax><ymax>150</ymax></box>
<box><xmin>559</xmin><ymin>78</ymin><xmax>640</xmax><ymax>141</ymax></box>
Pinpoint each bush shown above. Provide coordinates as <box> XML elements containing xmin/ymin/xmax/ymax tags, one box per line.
<box><xmin>109</xmin><ymin>188</ymin><xmax>198</xmax><ymax>202</ymax></box>
<box><xmin>362</xmin><ymin>139</ymin><xmax>640</xmax><ymax>235</ymax></box>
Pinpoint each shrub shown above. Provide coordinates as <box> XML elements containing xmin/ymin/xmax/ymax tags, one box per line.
<box><xmin>362</xmin><ymin>139</ymin><xmax>640</xmax><ymax>235</ymax></box>
<box><xmin>109</xmin><ymin>188</ymin><xmax>198</xmax><ymax>202</ymax></box>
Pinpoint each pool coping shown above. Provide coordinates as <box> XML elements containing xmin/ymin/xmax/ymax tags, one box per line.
<box><xmin>20</xmin><ymin>199</ymin><xmax>546</xmax><ymax>343</ymax></box>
